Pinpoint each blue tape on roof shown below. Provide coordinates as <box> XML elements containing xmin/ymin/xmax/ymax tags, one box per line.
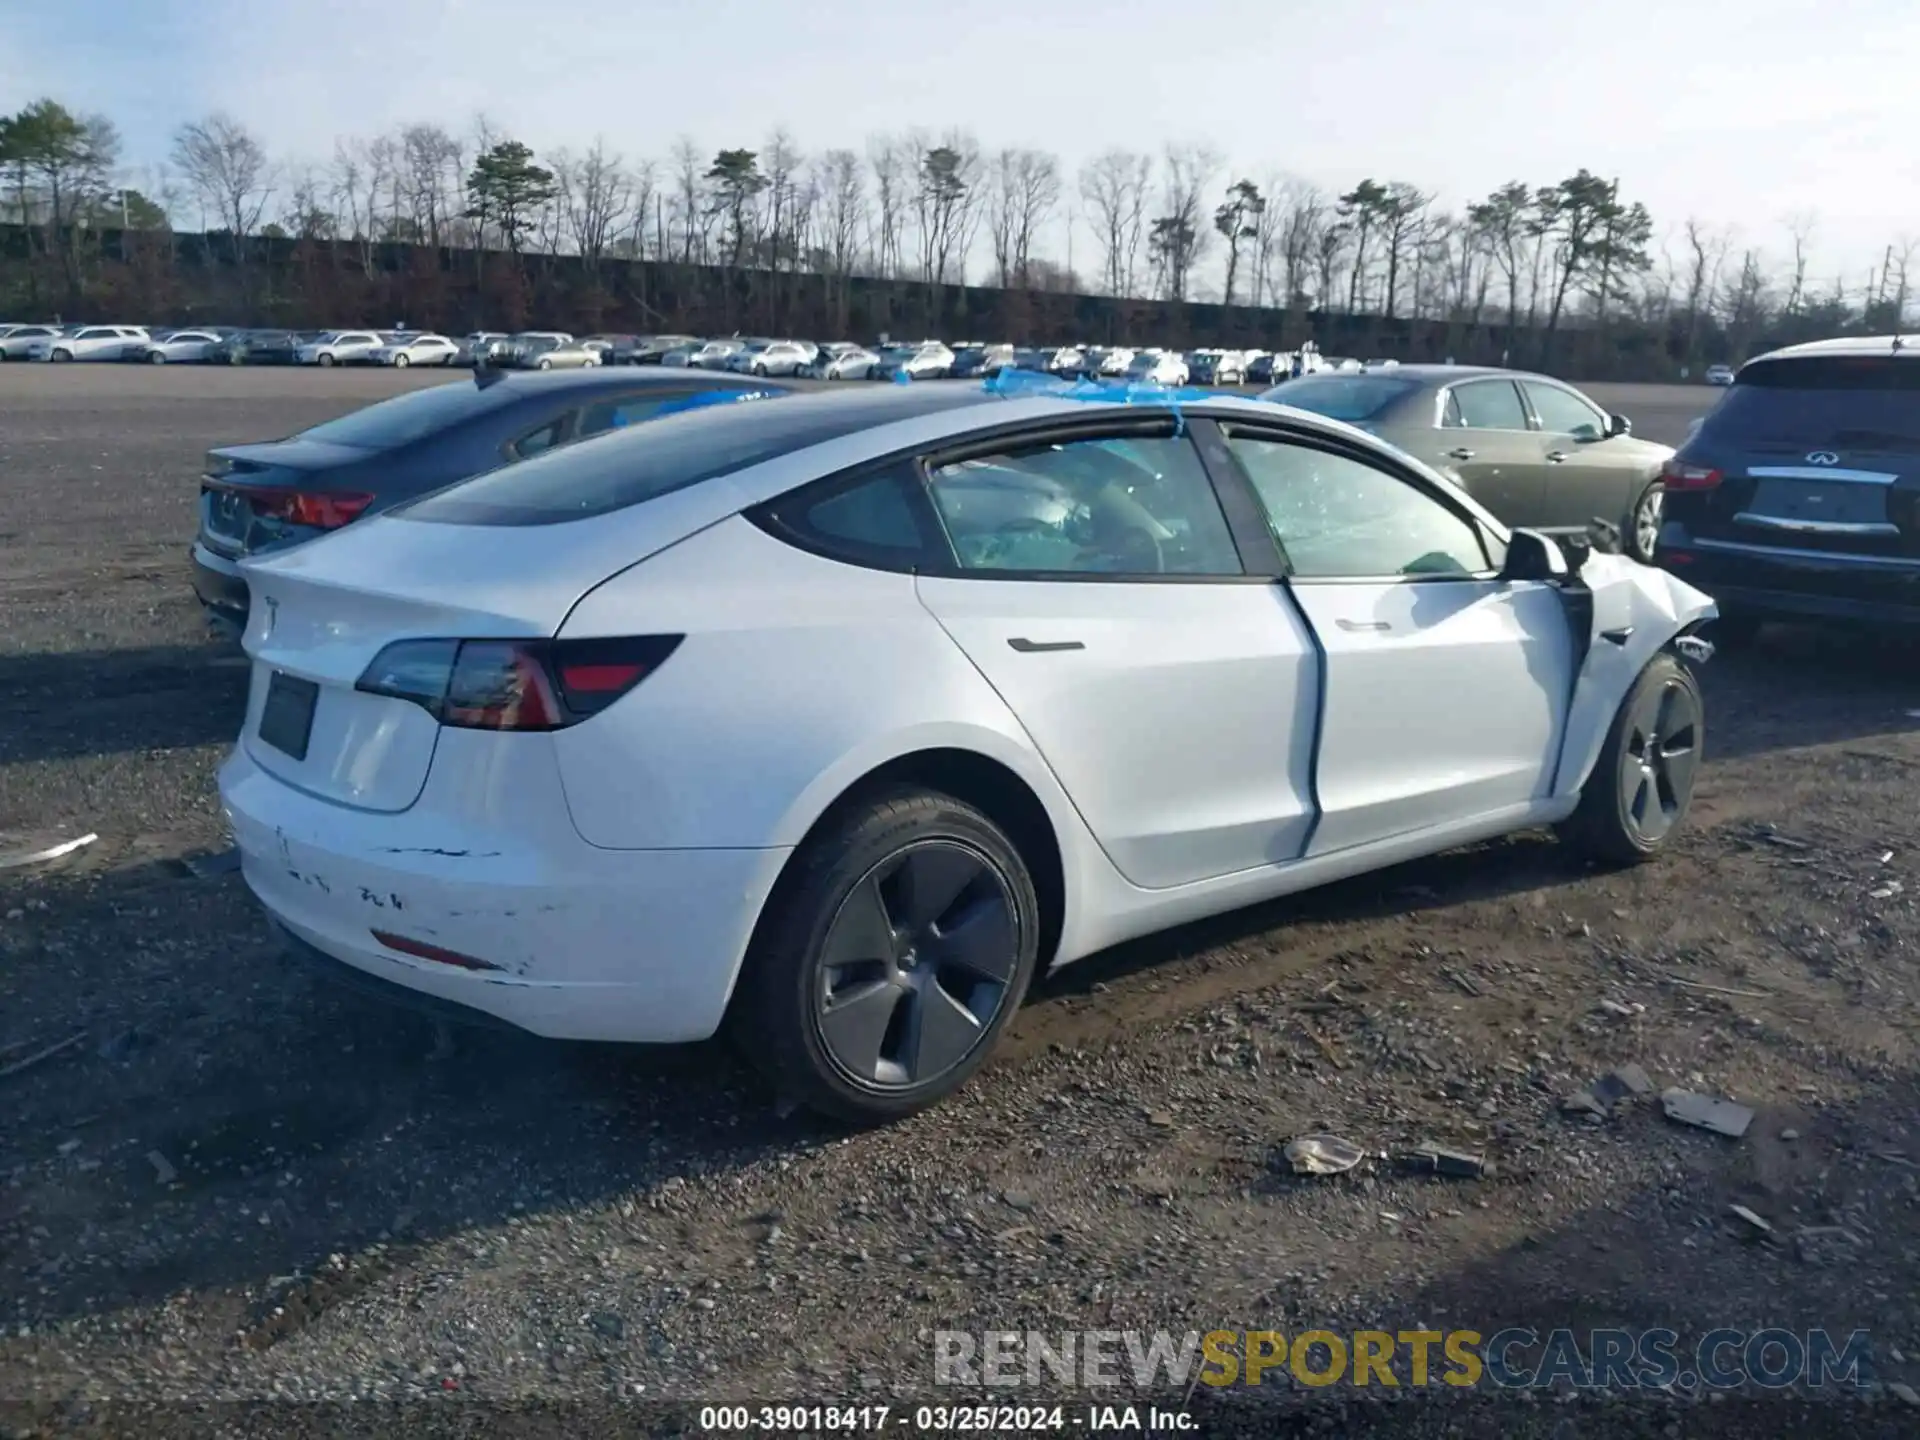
<box><xmin>981</xmin><ymin>368</ymin><xmax>1216</xmax><ymax>432</ymax></box>
<box><xmin>622</xmin><ymin>388</ymin><xmax>777</xmax><ymax>426</ymax></box>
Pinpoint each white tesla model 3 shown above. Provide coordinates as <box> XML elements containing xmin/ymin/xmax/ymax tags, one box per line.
<box><xmin>220</xmin><ymin>381</ymin><xmax>1716</xmax><ymax>1123</ymax></box>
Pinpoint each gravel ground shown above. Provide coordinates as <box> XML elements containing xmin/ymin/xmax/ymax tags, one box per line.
<box><xmin>2</xmin><ymin>366</ymin><xmax>1918</xmax><ymax>1435</ymax></box>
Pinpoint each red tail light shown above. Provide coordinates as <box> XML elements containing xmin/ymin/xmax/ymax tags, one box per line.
<box><xmin>355</xmin><ymin>635</ymin><xmax>682</xmax><ymax>730</ymax></box>
<box><xmin>371</xmin><ymin>930</ymin><xmax>503</xmax><ymax>972</ymax></box>
<box><xmin>210</xmin><ymin>482</ymin><xmax>374</xmax><ymax>529</ymax></box>
<box><xmin>1660</xmin><ymin>459</ymin><xmax>1723</xmax><ymax>492</ymax></box>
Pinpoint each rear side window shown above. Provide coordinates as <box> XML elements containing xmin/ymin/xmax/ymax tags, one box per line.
<box><xmin>1451</xmin><ymin>380</ymin><xmax>1528</xmax><ymax>430</ymax></box>
<box><xmin>757</xmin><ymin>462</ymin><xmax>938</xmax><ymax>570</ymax></box>
<box><xmin>295</xmin><ymin>381</ymin><xmax>511</xmax><ymax>449</ymax></box>
<box><xmin>1697</xmin><ymin>357</ymin><xmax>1920</xmax><ymax>447</ymax></box>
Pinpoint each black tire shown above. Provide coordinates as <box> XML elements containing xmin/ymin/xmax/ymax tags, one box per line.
<box><xmin>1558</xmin><ymin>651</ymin><xmax>1704</xmax><ymax>866</ymax></box>
<box><xmin>148</xmin><ymin>350</ymin><xmax>167</xmax><ymax>364</ymax></box>
<box><xmin>393</xmin><ymin>352</ymin><xmax>410</xmax><ymax>368</ymax></box>
<box><xmin>1626</xmin><ymin>481</ymin><xmax>1664</xmax><ymax>562</ymax></box>
<box><xmin>730</xmin><ymin>788</ymin><xmax>1041</xmax><ymax>1125</ymax></box>
<box><xmin>49</xmin><ymin>349</ymin><xmax>71</xmax><ymax>363</ymax></box>
<box><xmin>318</xmin><ymin>353</ymin><xmax>335</xmax><ymax>367</ymax></box>
<box><xmin>537</xmin><ymin>358</ymin><xmax>552</xmax><ymax>370</ymax></box>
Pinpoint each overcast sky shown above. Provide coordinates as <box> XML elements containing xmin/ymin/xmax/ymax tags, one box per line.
<box><xmin>6</xmin><ymin>0</ymin><xmax>1915</xmax><ymax>282</ymax></box>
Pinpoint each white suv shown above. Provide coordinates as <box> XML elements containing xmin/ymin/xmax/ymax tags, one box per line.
<box><xmin>295</xmin><ymin>331</ymin><xmax>386</xmax><ymax>366</ymax></box>
<box><xmin>33</xmin><ymin>325</ymin><xmax>150</xmax><ymax>362</ymax></box>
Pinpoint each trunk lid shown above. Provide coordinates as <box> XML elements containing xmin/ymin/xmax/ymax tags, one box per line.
<box><xmin>236</xmin><ymin>486</ymin><xmax>738</xmax><ymax>811</ymax></box>
<box><xmin>199</xmin><ymin>439</ymin><xmax>370</xmax><ymax>558</ymax></box>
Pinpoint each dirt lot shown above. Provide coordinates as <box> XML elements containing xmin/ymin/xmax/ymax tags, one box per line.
<box><xmin>2</xmin><ymin>366</ymin><xmax>1918</xmax><ymax>1434</ymax></box>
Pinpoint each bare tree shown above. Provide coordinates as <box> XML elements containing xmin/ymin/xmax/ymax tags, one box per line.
<box><xmin>172</xmin><ymin>113</ymin><xmax>275</xmax><ymax>269</ymax></box>
<box><xmin>815</xmin><ymin>148</ymin><xmax>866</xmax><ymax>277</ymax></box>
<box><xmin>867</xmin><ymin>134</ymin><xmax>907</xmax><ymax>278</ymax></box>
<box><xmin>399</xmin><ymin>123</ymin><xmax>462</xmax><ymax>249</ymax></box>
<box><xmin>1680</xmin><ymin>219</ymin><xmax>1729</xmax><ymax>367</ymax></box>
<box><xmin>911</xmin><ymin>130</ymin><xmax>982</xmax><ymax>285</ymax></box>
<box><xmin>1781</xmin><ymin>210</ymin><xmax>1816</xmax><ymax>319</ymax></box>
<box><xmin>330</xmin><ymin>135</ymin><xmax>391</xmax><ymax>277</ymax></box>
<box><xmin>1078</xmin><ymin>148</ymin><xmax>1152</xmax><ymax>296</ymax></box>
<box><xmin>553</xmin><ymin>137</ymin><xmax>631</xmax><ymax>279</ymax></box>
<box><xmin>1376</xmin><ymin>182</ymin><xmax>1431</xmax><ymax>318</ymax></box>
<box><xmin>1274</xmin><ymin>181</ymin><xmax>1326</xmax><ymax>309</ymax></box>
<box><xmin>985</xmin><ymin>148</ymin><xmax>1062</xmax><ymax>287</ymax></box>
<box><xmin>670</xmin><ymin>136</ymin><xmax>705</xmax><ymax>263</ymax></box>
<box><xmin>1147</xmin><ymin>143</ymin><xmax>1218</xmax><ymax>301</ymax></box>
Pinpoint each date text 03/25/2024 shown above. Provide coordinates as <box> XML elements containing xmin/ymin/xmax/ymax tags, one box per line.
<box><xmin>697</xmin><ymin>1404</ymin><xmax>1188</xmax><ymax>1431</ymax></box>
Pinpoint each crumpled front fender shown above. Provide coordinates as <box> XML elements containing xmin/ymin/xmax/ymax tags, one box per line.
<box><xmin>1551</xmin><ymin>555</ymin><xmax>1718</xmax><ymax>800</ymax></box>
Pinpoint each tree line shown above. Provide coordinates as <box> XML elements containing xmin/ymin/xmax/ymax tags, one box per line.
<box><xmin>2</xmin><ymin>96</ymin><xmax>1913</xmax><ymax>376</ymax></box>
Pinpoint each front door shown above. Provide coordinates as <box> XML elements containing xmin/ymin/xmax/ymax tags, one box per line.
<box><xmin>912</xmin><ymin>427</ymin><xmax>1320</xmax><ymax>889</ymax></box>
<box><xmin>1216</xmin><ymin>424</ymin><xmax>1578</xmax><ymax>855</ymax></box>
<box><xmin>1521</xmin><ymin>379</ymin><xmax>1638</xmax><ymax>535</ymax></box>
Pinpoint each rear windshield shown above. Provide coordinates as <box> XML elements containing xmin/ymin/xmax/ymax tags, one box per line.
<box><xmin>397</xmin><ymin>388</ymin><xmax>986</xmax><ymax>526</ymax></box>
<box><xmin>295</xmin><ymin>380</ymin><xmax>508</xmax><ymax>449</ymax></box>
<box><xmin>1702</xmin><ymin>357</ymin><xmax>1920</xmax><ymax>447</ymax></box>
<box><xmin>1263</xmin><ymin>374</ymin><xmax>1421</xmax><ymax>421</ymax></box>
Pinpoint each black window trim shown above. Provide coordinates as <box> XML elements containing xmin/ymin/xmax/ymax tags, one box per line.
<box><xmin>913</xmin><ymin>416</ymin><xmax>1263</xmax><ymax>585</ymax></box>
<box><xmin>1444</xmin><ymin>377</ymin><xmax>1532</xmax><ymax>434</ymax></box>
<box><xmin>1208</xmin><ymin>417</ymin><xmax>1505</xmax><ymax>586</ymax></box>
<box><xmin>749</xmin><ymin>411</ymin><xmax>1278</xmax><ymax>585</ymax></box>
<box><xmin>1519</xmin><ymin>377</ymin><xmax>1608</xmax><ymax>438</ymax></box>
<box><xmin>751</xmin><ymin>457</ymin><xmax>946</xmax><ymax>575</ymax></box>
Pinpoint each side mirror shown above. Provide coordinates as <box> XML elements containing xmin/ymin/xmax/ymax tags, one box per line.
<box><xmin>1606</xmin><ymin>413</ymin><xmax>1631</xmax><ymax>438</ymax></box>
<box><xmin>1500</xmin><ymin>528</ymin><xmax>1571</xmax><ymax>582</ymax></box>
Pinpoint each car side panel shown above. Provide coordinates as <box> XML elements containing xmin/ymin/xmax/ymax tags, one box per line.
<box><xmin>551</xmin><ymin>517</ymin><xmax>1093</xmax><ymax>858</ymax></box>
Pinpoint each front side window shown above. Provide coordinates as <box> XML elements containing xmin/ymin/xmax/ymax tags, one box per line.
<box><xmin>1451</xmin><ymin>379</ymin><xmax>1528</xmax><ymax>431</ymax></box>
<box><xmin>925</xmin><ymin>432</ymin><xmax>1243</xmax><ymax>577</ymax></box>
<box><xmin>1523</xmin><ymin>381</ymin><xmax>1606</xmax><ymax>440</ymax></box>
<box><xmin>1224</xmin><ymin>431</ymin><xmax>1488</xmax><ymax>579</ymax></box>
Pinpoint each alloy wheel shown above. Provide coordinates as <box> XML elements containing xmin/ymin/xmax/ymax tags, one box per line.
<box><xmin>1634</xmin><ymin>486</ymin><xmax>1664</xmax><ymax>559</ymax></box>
<box><xmin>814</xmin><ymin>840</ymin><xmax>1020</xmax><ymax>1091</ymax></box>
<box><xmin>1619</xmin><ymin>677</ymin><xmax>1699</xmax><ymax>844</ymax></box>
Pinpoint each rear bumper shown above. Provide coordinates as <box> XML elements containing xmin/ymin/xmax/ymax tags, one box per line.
<box><xmin>190</xmin><ymin>543</ymin><xmax>250</xmax><ymax>638</ymax></box>
<box><xmin>218</xmin><ymin>741</ymin><xmax>792</xmax><ymax>1043</ymax></box>
<box><xmin>1663</xmin><ymin>538</ymin><xmax>1920</xmax><ymax>626</ymax></box>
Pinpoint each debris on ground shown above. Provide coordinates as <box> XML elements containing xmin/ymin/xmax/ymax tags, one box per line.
<box><xmin>0</xmin><ymin>1031</ymin><xmax>88</xmax><ymax>1081</ymax></box>
<box><xmin>1728</xmin><ymin>1203</ymin><xmax>1774</xmax><ymax>1239</ymax></box>
<box><xmin>1563</xmin><ymin>1063</ymin><xmax>1656</xmax><ymax>1122</ymax></box>
<box><xmin>1395</xmin><ymin>1143</ymin><xmax>1492</xmax><ymax>1179</ymax></box>
<box><xmin>146</xmin><ymin>1150</ymin><xmax>179</xmax><ymax>1186</ymax></box>
<box><xmin>0</xmin><ymin>831</ymin><xmax>98</xmax><ymax>870</ymax></box>
<box><xmin>1282</xmin><ymin>1134</ymin><xmax>1366</xmax><ymax>1176</ymax></box>
<box><xmin>1661</xmin><ymin>1087</ymin><xmax>1755</xmax><ymax>1138</ymax></box>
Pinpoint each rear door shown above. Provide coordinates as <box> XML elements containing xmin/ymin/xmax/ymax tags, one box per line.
<box><xmin>1520</xmin><ymin>379</ymin><xmax>1639</xmax><ymax>534</ymax></box>
<box><xmin>1441</xmin><ymin>378</ymin><xmax>1550</xmax><ymax>525</ymax></box>
<box><xmin>1217</xmin><ymin>421</ymin><xmax>1576</xmax><ymax>855</ymax></box>
<box><xmin>912</xmin><ymin>424</ymin><xmax>1321</xmax><ymax>889</ymax></box>
<box><xmin>1673</xmin><ymin>355</ymin><xmax>1920</xmax><ymax>562</ymax></box>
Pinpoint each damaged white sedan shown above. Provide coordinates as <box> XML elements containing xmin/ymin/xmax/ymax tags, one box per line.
<box><xmin>220</xmin><ymin>380</ymin><xmax>1716</xmax><ymax>1124</ymax></box>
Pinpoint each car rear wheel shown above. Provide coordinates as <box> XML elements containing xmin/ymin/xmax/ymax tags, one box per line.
<box><xmin>731</xmin><ymin>788</ymin><xmax>1041</xmax><ymax>1125</ymax></box>
<box><xmin>1627</xmin><ymin>482</ymin><xmax>1664</xmax><ymax>562</ymax></box>
<box><xmin>393</xmin><ymin>353</ymin><xmax>410</xmax><ymax>368</ymax></box>
<box><xmin>1558</xmin><ymin>652</ymin><xmax>1703</xmax><ymax>866</ymax></box>
<box><xmin>318</xmin><ymin>353</ymin><xmax>335</xmax><ymax>367</ymax></box>
<box><xmin>148</xmin><ymin>351</ymin><xmax>166</xmax><ymax>364</ymax></box>
<box><xmin>537</xmin><ymin>357</ymin><xmax>553</xmax><ymax>370</ymax></box>
<box><xmin>50</xmin><ymin>350</ymin><xmax>71</xmax><ymax>362</ymax></box>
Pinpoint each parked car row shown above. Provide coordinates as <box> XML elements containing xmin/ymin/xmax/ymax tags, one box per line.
<box><xmin>2</xmin><ymin>321</ymin><xmax>1388</xmax><ymax>389</ymax></box>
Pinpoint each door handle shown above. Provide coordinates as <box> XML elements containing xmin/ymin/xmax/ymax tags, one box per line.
<box><xmin>1335</xmin><ymin>619</ymin><xmax>1392</xmax><ymax>632</ymax></box>
<box><xmin>1446</xmin><ymin>447</ymin><xmax>1475</xmax><ymax>461</ymax></box>
<box><xmin>1007</xmin><ymin>637</ymin><xmax>1085</xmax><ymax>653</ymax></box>
<box><xmin>1546</xmin><ymin>450</ymin><xmax>1569</xmax><ymax>463</ymax></box>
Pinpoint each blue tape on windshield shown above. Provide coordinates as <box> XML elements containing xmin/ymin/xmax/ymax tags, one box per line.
<box><xmin>981</xmin><ymin>368</ymin><xmax>1215</xmax><ymax>433</ymax></box>
<box><xmin>623</xmin><ymin>388</ymin><xmax>777</xmax><ymax>426</ymax></box>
